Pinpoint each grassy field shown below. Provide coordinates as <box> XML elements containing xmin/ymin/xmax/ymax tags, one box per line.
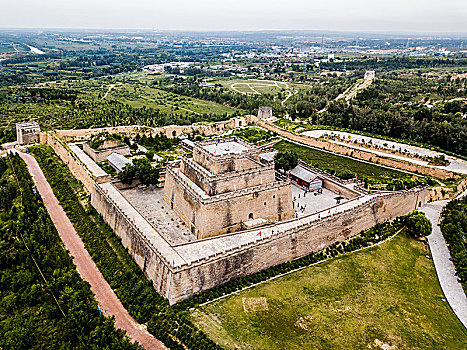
<box><xmin>112</xmin><ymin>83</ymin><xmax>240</xmax><ymax>116</ymax></box>
<box><xmin>191</xmin><ymin>232</ymin><xmax>467</xmax><ymax>350</ymax></box>
<box><xmin>274</xmin><ymin>140</ymin><xmax>413</xmax><ymax>182</ymax></box>
<box><xmin>47</xmin><ymin>76</ymin><xmax>242</xmax><ymax>117</ymax></box>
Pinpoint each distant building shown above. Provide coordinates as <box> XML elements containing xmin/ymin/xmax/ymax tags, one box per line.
<box><xmin>364</xmin><ymin>71</ymin><xmax>375</xmax><ymax>80</ymax></box>
<box><xmin>16</xmin><ymin>121</ymin><xmax>40</xmax><ymax>145</ymax></box>
<box><xmin>106</xmin><ymin>152</ymin><xmax>132</xmax><ymax>173</ymax></box>
<box><xmin>258</xmin><ymin>106</ymin><xmax>273</xmax><ymax>120</ymax></box>
<box><xmin>289</xmin><ymin>164</ymin><xmax>323</xmax><ymax>190</ymax></box>
<box><xmin>199</xmin><ymin>81</ymin><xmax>216</xmax><ymax>88</ymax></box>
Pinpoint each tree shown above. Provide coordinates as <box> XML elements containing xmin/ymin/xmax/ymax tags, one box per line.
<box><xmin>405</xmin><ymin>210</ymin><xmax>432</xmax><ymax>238</ymax></box>
<box><xmin>135</xmin><ymin>158</ymin><xmax>159</xmax><ymax>186</ymax></box>
<box><xmin>118</xmin><ymin>158</ymin><xmax>159</xmax><ymax>186</ymax></box>
<box><xmin>118</xmin><ymin>163</ymin><xmax>136</xmax><ymax>185</ymax></box>
<box><xmin>275</xmin><ymin>150</ymin><xmax>298</xmax><ymax>172</ymax></box>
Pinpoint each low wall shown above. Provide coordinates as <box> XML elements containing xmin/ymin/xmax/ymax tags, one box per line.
<box><xmin>55</xmin><ymin>116</ymin><xmax>255</xmax><ymax>142</ymax></box>
<box><xmin>429</xmin><ymin>177</ymin><xmax>467</xmax><ymax>201</ymax></box>
<box><xmin>83</xmin><ymin>143</ymin><xmax>130</xmax><ymax>162</ymax></box>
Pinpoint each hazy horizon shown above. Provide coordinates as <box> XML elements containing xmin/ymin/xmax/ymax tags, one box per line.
<box><xmin>2</xmin><ymin>0</ymin><xmax>467</xmax><ymax>33</ymax></box>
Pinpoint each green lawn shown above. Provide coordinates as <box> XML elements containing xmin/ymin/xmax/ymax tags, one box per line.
<box><xmin>190</xmin><ymin>232</ymin><xmax>467</xmax><ymax>350</ymax></box>
<box><xmin>274</xmin><ymin>140</ymin><xmax>412</xmax><ymax>182</ymax></box>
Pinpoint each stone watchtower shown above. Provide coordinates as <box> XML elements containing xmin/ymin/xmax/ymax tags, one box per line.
<box><xmin>258</xmin><ymin>106</ymin><xmax>273</xmax><ymax>120</ymax></box>
<box><xmin>163</xmin><ymin>137</ymin><xmax>294</xmax><ymax>239</ymax></box>
<box><xmin>364</xmin><ymin>70</ymin><xmax>375</xmax><ymax>81</ymax></box>
<box><xmin>16</xmin><ymin>121</ymin><xmax>40</xmax><ymax>145</ymax></box>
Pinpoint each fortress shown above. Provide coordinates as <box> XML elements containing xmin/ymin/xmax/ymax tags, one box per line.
<box><xmin>163</xmin><ymin>137</ymin><xmax>293</xmax><ymax>238</ymax></box>
<box><xmin>38</xmin><ymin>116</ymin><xmax>429</xmax><ymax>304</ymax></box>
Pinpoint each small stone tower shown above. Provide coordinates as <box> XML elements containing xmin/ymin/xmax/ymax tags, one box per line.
<box><xmin>258</xmin><ymin>106</ymin><xmax>273</xmax><ymax>120</ymax></box>
<box><xmin>16</xmin><ymin>121</ymin><xmax>40</xmax><ymax>145</ymax></box>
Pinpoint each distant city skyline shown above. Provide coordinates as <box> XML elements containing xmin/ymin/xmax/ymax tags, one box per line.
<box><xmin>2</xmin><ymin>0</ymin><xmax>467</xmax><ymax>33</ymax></box>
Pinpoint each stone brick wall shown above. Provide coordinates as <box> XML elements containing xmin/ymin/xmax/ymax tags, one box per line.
<box><xmin>45</xmin><ymin>120</ymin><xmax>434</xmax><ymax>305</ymax></box>
<box><xmin>55</xmin><ymin>116</ymin><xmax>255</xmax><ymax>142</ymax></box>
<box><xmin>167</xmin><ymin>187</ymin><xmax>428</xmax><ymax>303</ymax></box>
<box><xmin>40</xmin><ymin>132</ymin><xmax>98</xmax><ymax>193</ymax></box>
<box><xmin>258</xmin><ymin>120</ymin><xmax>459</xmax><ymax>180</ymax></box>
<box><xmin>164</xmin><ymin>167</ymin><xmax>294</xmax><ymax>238</ymax></box>
<box><xmin>181</xmin><ymin>156</ymin><xmax>276</xmax><ymax>195</ymax></box>
<box><xmin>89</xmin><ymin>169</ymin><xmax>427</xmax><ymax>304</ymax></box>
<box><xmin>91</xmin><ymin>185</ymin><xmax>173</xmax><ymax>298</ymax></box>
<box><xmin>82</xmin><ymin>143</ymin><xmax>130</xmax><ymax>162</ymax></box>
<box><xmin>428</xmin><ymin>177</ymin><xmax>467</xmax><ymax>201</ymax></box>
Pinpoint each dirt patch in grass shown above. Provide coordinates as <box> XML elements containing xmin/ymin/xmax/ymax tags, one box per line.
<box><xmin>242</xmin><ymin>297</ymin><xmax>268</xmax><ymax>312</ymax></box>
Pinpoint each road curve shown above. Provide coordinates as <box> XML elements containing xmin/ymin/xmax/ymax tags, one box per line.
<box><xmin>18</xmin><ymin>152</ymin><xmax>166</xmax><ymax>350</ymax></box>
<box><xmin>419</xmin><ymin>201</ymin><xmax>467</xmax><ymax>329</ymax></box>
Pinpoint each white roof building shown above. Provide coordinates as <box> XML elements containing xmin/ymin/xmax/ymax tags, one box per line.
<box><xmin>107</xmin><ymin>152</ymin><xmax>132</xmax><ymax>173</ymax></box>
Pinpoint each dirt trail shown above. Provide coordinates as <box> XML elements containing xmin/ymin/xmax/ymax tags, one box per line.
<box><xmin>18</xmin><ymin>152</ymin><xmax>166</xmax><ymax>350</ymax></box>
<box><xmin>102</xmin><ymin>82</ymin><xmax>122</xmax><ymax>100</ymax></box>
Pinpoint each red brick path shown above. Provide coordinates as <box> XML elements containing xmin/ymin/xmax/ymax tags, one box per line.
<box><xmin>19</xmin><ymin>152</ymin><xmax>166</xmax><ymax>350</ymax></box>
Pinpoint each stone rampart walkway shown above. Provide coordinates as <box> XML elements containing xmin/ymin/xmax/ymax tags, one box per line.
<box><xmin>420</xmin><ymin>201</ymin><xmax>467</xmax><ymax>329</ymax></box>
<box><xmin>18</xmin><ymin>152</ymin><xmax>166</xmax><ymax>350</ymax></box>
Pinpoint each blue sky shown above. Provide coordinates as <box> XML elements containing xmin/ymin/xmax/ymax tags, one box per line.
<box><xmin>2</xmin><ymin>0</ymin><xmax>466</xmax><ymax>32</ymax></box>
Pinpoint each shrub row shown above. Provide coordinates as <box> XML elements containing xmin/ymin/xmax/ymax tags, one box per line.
<box><xmin>440</xmin><ymin>197</ymin><xmax>467</xmax><ymax>292</ymax></box>
<box><xmin>30</xmin><ymin>145</ymin><xmax>222</xmax><ymax>350</ymax></box>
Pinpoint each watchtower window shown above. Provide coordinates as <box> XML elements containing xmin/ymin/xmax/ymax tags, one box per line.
<box><xmin>172</xmin><ymin>130</ymin><xmax>177</xmax><ymax>137</ymax></box>
<box><xmin>248</xmin><ymin>213</ymin><xmax>254</xmax><ymax>220</ymax></box>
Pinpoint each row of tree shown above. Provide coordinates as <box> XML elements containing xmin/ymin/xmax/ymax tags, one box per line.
<box><xmin>440</xmin><ymin>197</ymin><xmax>467</xmax><ymax>292</ymax></box>
<box><xmin>0</xmin><ymin>153</ymin><xmax>140</xmax><ymax>349</ymax></box>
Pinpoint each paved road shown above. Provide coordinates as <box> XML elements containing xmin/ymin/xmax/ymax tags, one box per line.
<box><xmin>18</xmin><ymin>152</ymin><xmax>166</xmax><ymax>350</ymax></box>
<box><xmin>419</xmin><ymin>201</ymin><xmax>467</xmax><ymax>329</ymax></box>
